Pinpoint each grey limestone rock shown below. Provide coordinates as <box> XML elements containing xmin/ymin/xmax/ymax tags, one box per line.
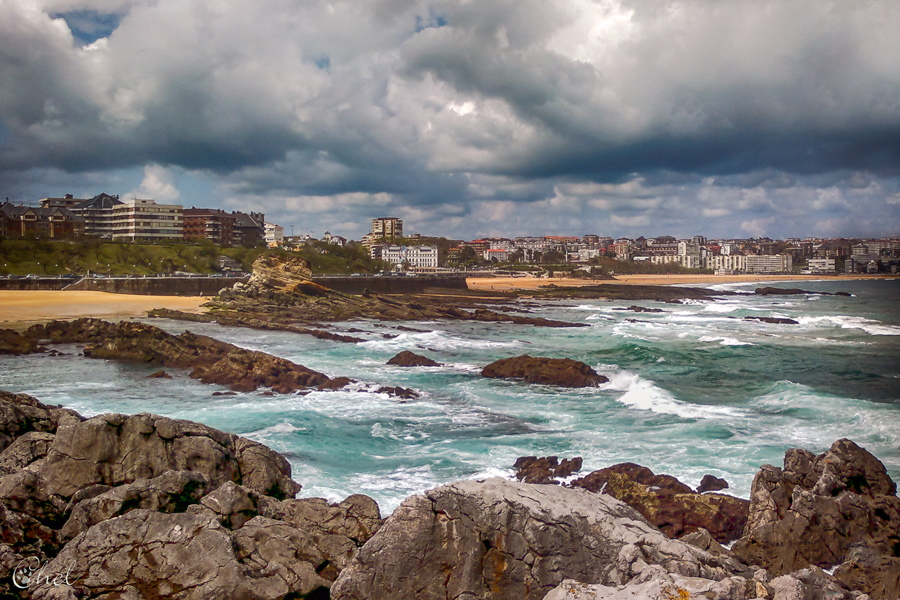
<box><xmin>25</xmin><ymin>411</ymin><xmax>300</xmax><ymax>503</ymax></box>
<box><xmin>60</xmin><ymin>470</ymin><xmax>211</xmax><ymax>539</ymax></box>
<box><xmin>733</xmin><ymin>439</ymin><xmax>899</xmax><ymax>600</ymax></box>
<box><xmin>331</xmin><ymin>478</ymin><xmax>749</xmax><ymax>600</ymax></box>
<box><xmin>33</xmin><ymin>509</ymin><xmax>332</xmax><ymax>600</ymax></box>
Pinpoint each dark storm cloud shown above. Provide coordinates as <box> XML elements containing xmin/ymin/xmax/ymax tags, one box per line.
<box><xmin>1</xmin><ymin>0</ymin><xmax>899</xmax><ymax>238</ymax></box>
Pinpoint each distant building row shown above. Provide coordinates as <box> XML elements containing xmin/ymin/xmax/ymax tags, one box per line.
<box><xmin>1</xmin><ymin>194</ymin><xmax>280</xmax><ymax>247</ymax></box>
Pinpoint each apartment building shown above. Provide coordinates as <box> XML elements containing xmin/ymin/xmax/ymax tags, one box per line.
<box><xmin>265</xmin><ymin>222</ymin><xmax>284</xmax><ymax>246</ymax></box>
<box><xmin>183</xmin><ymin>208</ymin><xmax>236</xmax><ymax>246</ymax></box>
<box><xmin>371</xmin><ymin>217</ymin><xmax>403</xmax><ymax>241</ymax></box>
<box><xmin>703</xmin><ymin>254</ymin><xmax>747</xmax><ymax>273</ymax></box>
<box><xmin>0</xmin><ymin>202</ymin><xmax>85</xmax><ymax>238</ymax></box>
<box><xmin>72</xmin><ymin>193</ymin><xmax>122</xmax><ymax>238</ymax></box>
<box><xmin>112</xmin><ymin>199</ymin><xmax>184</xmax><ymax>242</ymax></box>
<box><xmin>746</xmin><ymin>254</ymin><xmax>792</xmax><ymax>274</ymax></box>
<box><xmin>232</xmin><ymin>212</ymin><xmax>266</xmax><ymax>246</ymax></box>
<box><xmin>806</xmin><ymin>258</ymin><xmax>836</xmax><ymax>274</ymax></box>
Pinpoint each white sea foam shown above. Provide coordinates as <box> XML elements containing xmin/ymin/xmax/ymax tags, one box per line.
<box><xmin>798</xmin><ymin>315</ymin><xmax>900</xmax><ymax>336</ymax></box>
<box><xmin>360</xmin><ymin>330</ymin><xmax>520</xmax><ymax>351</ymax></box>
<box><xmin>698</xmin><ymin>335</ymin><xmax>753</xmax><ymax>346</ymax></box>
<box><xmin>600</xmin><ymin>369</ymin><xmax>746</xmax><ymax>419</ymax></box>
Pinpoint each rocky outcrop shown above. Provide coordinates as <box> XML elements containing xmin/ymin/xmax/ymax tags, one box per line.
<box><xmin>6</xmin><ymin>318</ymin><xmax>353</xmax><ymax>393</ymax></box>
<box><xmin>543</xmin><ymin>566</ymin><xmax>866</xmax><ymax>600</ymax></box>
<box><xmin>571</xmin><ymin>463</ymin><xmax>749</xmax><ymax>543</ymax></box>
<box><xmin>514</xmin><ymin>455</ymin><xmax>583</xmax><ymax>484</ymax></box>
<box><xmin>698</xmin><ymin>474</ymin><xmax>730</xmax><ymax>493</ymax></box>
<box><xmin>331</xmin><ymin>478</ymin><xmax>750</xmax><ymax>600</ymax></box>
<box><xmin>612</xmin><ymin>305</ymin><xmax>665</xmax><ymax>313</ymax></box>
<box><xmin>0</xmin><ymin>389</ymin><xmax>383</xmax><ymax>599</ymax></box>
<box><xmin>33</xmin><ymin>509</ymin><xmax>332</xmax><ymax>600</ymax></box>
<box><xmin>0</xmin><ymin>328</ymin><xmax>45</xmax><ymax>354</ymax></box>
<box><xmin>732</xmin><ymin>439</ymin><xmax>900</xmax><ymax>600</ymax></box>
<box><xmin>386</xmin><ymin>350</ymin><xmax>442</xmax><ymax>367</ymax></box>
<box><xmin>745</xmin><ymin>316</ymin><xmax>800</xmax><ymax>325</ymax></box>
<box><xmin>64</xmin><ymin>319</ymin><xmax>347</xmax><ymax>393</ymax></box>
<box><xmin>482</xmin><ymin>355</ymin><xmax>609</xmax><ymax>388</ymax></box>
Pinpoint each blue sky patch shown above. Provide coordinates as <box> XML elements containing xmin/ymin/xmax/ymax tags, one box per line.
<box><xmin>52</xmin><ymin>10</ymin><xmax>122</xmax><ymax>46</ymax></box>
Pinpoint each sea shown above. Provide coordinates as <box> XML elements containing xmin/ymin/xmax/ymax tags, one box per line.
<box><xmin>1</xmin><ymin>279</ymin><xmax>898</xmax><ymax>514</ymax></box>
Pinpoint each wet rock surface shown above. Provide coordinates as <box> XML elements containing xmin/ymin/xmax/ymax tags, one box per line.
<box><xmin>386</xmin><ymin>350</ymin><xmax>442</xmax><ymax>367</ymax></box>
<box><xmin>744</xmin><ymin>315</ymin><xmax>800</xmax><ymax>325</ymax></box>
<box><xmin>514</xmin><ymin>455</ymin><xmax>583</xmax><ymax>484</ymax></box>
<box><xmin>571</xmin><ymin>462</ymin><xmax>750</xmax><ymax>543</ymax></box>
<box><xmin>732</xmin><ymin>438</ymin><xmax>900</xmax><ymax>600</ymax></box>
<box><xmin>482</xmin><ymin>355</ymin><xmax>609</xmax><ymax>387</ymax></box>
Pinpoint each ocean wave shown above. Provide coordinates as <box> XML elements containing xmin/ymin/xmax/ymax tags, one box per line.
<box><xmin>698</xmin><ymin>335</ymin><xmax>753</xmax><ymax>346</ymax></box>
<box><xmin>360</xmin><ymin>330</ymin><xmax>520</xmax><ymax>351</ymax></box>
<box><xmin>797</xmin><ymin>315</ymin><xmax>900</xmax><ymax>336</ymax></box>
<box><xmin>599</xmin><ymin>369</ymin><xmax>746</xmax><ymax>420</ymax></box>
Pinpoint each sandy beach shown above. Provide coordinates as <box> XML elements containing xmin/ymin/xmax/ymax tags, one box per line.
<box><xmin>466</xmin><ymin>273</ymin><xmax>882</xmax><ymax>292</ymax></box>
<box><xmin>0</xmin><ymin>291</ymin><xmax>208</xmax><ymax>329</ymax></box>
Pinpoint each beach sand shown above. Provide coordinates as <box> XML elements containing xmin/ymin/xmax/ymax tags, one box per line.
<box><xmin>0</xmin><ymin>291</ymin><xmax>207</xmax><ymax>329</ymax></box>
<box><xmin>466</xmin><ymin>273</ymin><xmax>878</xmax><ymax>292</ymax></box>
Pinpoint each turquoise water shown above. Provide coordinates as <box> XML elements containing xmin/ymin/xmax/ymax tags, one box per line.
<box><xmin>2</xmin><ymin>279</ymin><xmax>898</xmax><ymax>513</ymax></box>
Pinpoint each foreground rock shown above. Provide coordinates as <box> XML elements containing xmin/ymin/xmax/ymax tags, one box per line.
<box><xmin>331</xmin><ymin>478</ymin><xmax>750</xmax><ymax>600</ymax></box>
<box><xmin>482</xmin><ymin>355</ymin><xmax>609</xmax><ymax>387</ymax></box>
<box><xmin>0</xmin><ymin>389</ymin><xmax>382</xmax><ymax>599</ymax></box>
<box><xmin>571</xmin><ymin>463</ymin><xmax>749</xmax><ymax>543</ymax></box>
<box><xmin>544</xmin><ymin>566</ymin><xmax>866</xmax><ymax>600</ymax></box>
<box><xmin>386</xmin><ymin>350</ymin><xmax>442</xmax><ymax>367</ymax></box>
<box><xmin>733</xmin><ymin>438</ymin><xmax>900</xmax><ymax>600</ymax></box>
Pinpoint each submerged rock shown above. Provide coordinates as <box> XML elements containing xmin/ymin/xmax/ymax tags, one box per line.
<box><xmin>697</xmin><ymin>474</ymin><xmax>730</xmax><ymax>493</ymax></box>
<box><xmin>571</xmin><ymin>462</ymin><xmax>749</xmax><ymax>543</ymax></box>
<box><xmin>482</xmin><ymin>355</ymin><xmax>609</xmax><ymax>387</ymax></box>
<box><xmin>386</xmin><ymin>350</ymin><xmax>442</xmax><ymax>367</ymax></box>
<box><xmin>732</xmin><ymin>438</ymin><xmax>900</xmax><ymax>600</ymax></box>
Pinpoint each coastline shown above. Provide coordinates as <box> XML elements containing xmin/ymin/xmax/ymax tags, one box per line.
<box><xmin>0</xmin><ymin>290</ymin><xmax>208</xmax><ymax>329</ymax></box>
<box><xmin>466</xmin><ymin>272</ymin><xmax>889</xmax><ymax>291</ymax></box>
<box><xmin>1</xmin><ymin>274</ymin><xmax>891</xmax><ymax>326</ymax></box>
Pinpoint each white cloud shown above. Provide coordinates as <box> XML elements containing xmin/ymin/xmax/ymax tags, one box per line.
<box><xmin>740</xmin><ymin>218</ymin><xmax>773</xmax><ymax>238</ymax></box>
<box><xmin>125</xmin><ymin>164</ymin><xmax>179</xmax><ymax>201</ymax></box>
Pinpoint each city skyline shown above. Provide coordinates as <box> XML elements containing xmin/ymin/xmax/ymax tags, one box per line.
<box><xmin>2</xmin><ymin>1</ymin><xmax>899</xmax><ymax>241</ymax></box>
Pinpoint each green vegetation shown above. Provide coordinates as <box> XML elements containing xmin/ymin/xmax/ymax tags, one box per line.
<box><xmin>0</xmin><ymin>239</ymin><xmax>389</xmax><ymax>276</ymax></box>
<box><xmin>289</xmin><ymin>241</ymin><xmax>392</xmax><ymax>274</ymax></box>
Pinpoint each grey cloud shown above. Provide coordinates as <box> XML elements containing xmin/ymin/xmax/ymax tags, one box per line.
<box><xmin>1</xmin><ymin>0</ymin><xmax>899</xmax><ymax>239</ymax></box>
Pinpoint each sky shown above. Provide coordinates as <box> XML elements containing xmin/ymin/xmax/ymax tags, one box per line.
<box><xmin>2</xmin><ymin>0</ymin><xmax>899</xmax><ymax>242</ymax></box>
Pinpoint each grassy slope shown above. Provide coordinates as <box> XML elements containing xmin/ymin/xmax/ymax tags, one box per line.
<box><xmin>0</xmin><ymin>239</ymin><xmax>389</xmax><ymax>276</ymax></box>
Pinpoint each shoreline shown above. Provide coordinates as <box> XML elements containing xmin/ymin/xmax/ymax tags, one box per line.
<box><xmin>466</xmin><ymin>273</ymin><xmax>890</xmax><ymax>292</ymax></box>
<box><xmin>0</xmin><ymin>290</ymin><xmax>208</xmax><ymax>330</ymax></box>
<box><xmin>0</xmin><ymin>274</ymin><xmax>892</xmax><ymax>327</ymax></box>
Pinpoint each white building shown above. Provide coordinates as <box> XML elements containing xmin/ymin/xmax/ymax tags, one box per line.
<box><xmin>746</xmin><ymin>254</ymin><xmax>792</xmax><ymax>274</ymax></box>
<box><xmin>806</xmin><ymin>258</ymin><xmax>835</xmax><ymax>274</ymax></box>
<box><xmin>381</xmin><ymin>245</ymin><xmax>439</xmax><ymax>270</ymax></box>
<box><xmin>111</xmin><ymin>199</ymin><xmax>183</xmax><ymax>242</ymax></box>
<box><xmin>703</xmin><ymin>254</ymin><xmax>748</xmax><ymax>273</ymax></box>
<box><xmin>650</xmin><ymin>254</ymin><xmax>701</xmax><ymax>269</ymax></box>
<box><xmin>265</xmin><ymin>222</ymin><xmax>284</xmax><ymax>246</ymax></box>
<box><xmin>484</xmin><ymin>248</ymin><xmax>510</xmax><ymax>262</ymax></box>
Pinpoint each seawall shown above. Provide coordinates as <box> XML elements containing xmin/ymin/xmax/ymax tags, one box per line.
<box><xmin>62</xmin><ymin>276</ymin><xmax>249</xmax><ymax>296</ymax></box>
<box><xmin>311</xmin><ymin>275</ymin><xmax>470</xmax><ymax>294</ymax></box>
